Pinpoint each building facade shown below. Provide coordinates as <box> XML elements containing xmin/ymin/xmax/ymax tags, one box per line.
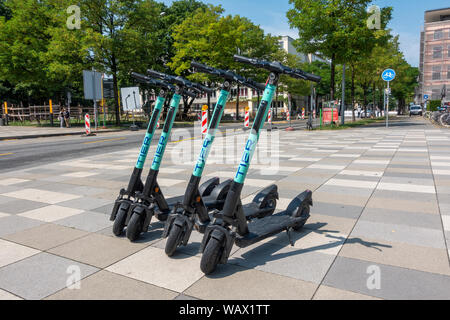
<box><xmin>419</xmin><ymin>8</ymin><xmax>450</xmax><ymax>104</ymax></box>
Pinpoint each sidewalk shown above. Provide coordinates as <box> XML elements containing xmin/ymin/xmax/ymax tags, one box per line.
<box><xmin>0</xmin><ymin>117</ymin><xmax>449</xmax><ymax>300</ymax></box>
<box><xmin>0</xmin><ymin>126</ymin><xmax>124</xmax><ymax>140</ymax></box>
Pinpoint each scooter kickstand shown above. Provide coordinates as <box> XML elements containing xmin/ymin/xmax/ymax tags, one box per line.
<box><xmin>286</xmin><ymin>228</ymin><xmax>295</xmax><ymax>247</ymax></box>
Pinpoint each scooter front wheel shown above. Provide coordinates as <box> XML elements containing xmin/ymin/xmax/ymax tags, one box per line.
<box><xmin>112</xmin><ymin>203</ymin><xmax>130</xmax><ymax>236</ymax></box>
<box><xmin>126</xmin><ymin>211</ymin><xmax>145</xmax><ymax>242</ymax></box>
<box><xmin>200</xmin><ymin>237</ymin><xmax>223</xmax><ymax>275</ymax></box>
<box><xmin>165</xmin><ymin>224</ymin><xmax>183</xmax><ymax>257</ymax></box>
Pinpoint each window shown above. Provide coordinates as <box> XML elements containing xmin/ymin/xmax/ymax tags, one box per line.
<box><xmin>433</xmin><ymin>46</ymin><xmax>442</xmax><ymax>59</ymax></box>
<box><xmin>432</xmin><ymin>65</ymin><xmax>441</xmax><ymax>80</ymax></box>
<box><xmin>432</xmin><ymin>89</ymin><xmax>440</xmax><ymax>100</ymax></box>
<box><xmin>434</xmin><ymin>30</ymin><xmax>443</xmax><ymax>40</ymax></box>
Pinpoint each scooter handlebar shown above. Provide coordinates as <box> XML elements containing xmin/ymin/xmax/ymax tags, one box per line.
<box><xmin>233</xmin><ymin>55</ymin><xmax>321</xmax><ymax>83</ymax></box>
<box><xmin>131</xmin><ymin>72</ymin><xmax>175</xmax><ymax>91</ymax></box>
<box><xmin>191</xmin><ymin>61</ymin><xmax>265</xmax><ymax>92</ymax></box>
<box><xmin>147</xmin><ymin>69</ymin><xmax>215</xmax><ymax>95</ymax></box>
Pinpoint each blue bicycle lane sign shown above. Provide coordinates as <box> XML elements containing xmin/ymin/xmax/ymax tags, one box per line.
<box><xmin>382</xmin><ymin>69</ymin><xmax>396</xmax><ymax>82</ymax></box>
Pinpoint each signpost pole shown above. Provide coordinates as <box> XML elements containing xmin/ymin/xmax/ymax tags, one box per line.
<box><xmin>386</xmin><ymin>82</ymin><xmax>390</xmax><ymax>129</ymax></box>
<box><xmin>101</xmin><ymin>74</ymin><xmax>106</xmax><ymax>129</ymax></box>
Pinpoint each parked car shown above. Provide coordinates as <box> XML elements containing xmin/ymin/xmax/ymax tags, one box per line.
<box><xmin>361</xmin><ymin>110</ymin><xmax>373</xmax><ymax>118</ymax></box>
<box><xmin>409</xmin><ymin>105</ymin><xmax>423</xmax><ymax>116</ymax></box>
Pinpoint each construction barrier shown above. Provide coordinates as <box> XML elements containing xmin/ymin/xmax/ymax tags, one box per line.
<box><xmin>85</xmin><ymin>114</ymin><xmax>91</xmax><ymax>135</ymax></box>
<box><xmin>313</xmin><ymin>109</ymin><xmax>316</xmax><ymax>119</ymax></box>
<box><xmin>323</xmin><ymin>108</ymin><xmax>339</xmax><ymax>124</ymax></box>
<box><xmin>287</xmin><ymin>108</ymin><xmax>291</xmax><ymax>122</ymax></box>
<box><xmin>268</xmin><ymin>109</ymin><xmax>272</xmax><ymax>124</ymax></box>
<box><xmin>302</xmin><ymin>108</ymin><xmax>305</xmax><ymax>120</ymax></box>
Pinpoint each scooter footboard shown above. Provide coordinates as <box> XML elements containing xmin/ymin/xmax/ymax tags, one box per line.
<box><xmin>201</xmin><ymin>226</ymin><xmax>235</xmax><ymax>265</ymax></box>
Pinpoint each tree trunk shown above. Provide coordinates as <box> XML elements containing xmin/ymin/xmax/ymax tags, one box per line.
<box><xmin>373</xmin><ymin>82</ymin><xmax>376</xmax><ymax>116</ymax></box>
<box><xmin>235</xmin><ymin>85</ymin><xmax>240</xmax><ymax>121</ymax></box>
<box><xmin>330</xmin><ymin>53</ymin><xmax>336</xmax><ymax>101</ymax></box>
<box><xmin>351</xmin><ymin>65</ymin><xmax>356</xmax><ymax>122</ymax></box>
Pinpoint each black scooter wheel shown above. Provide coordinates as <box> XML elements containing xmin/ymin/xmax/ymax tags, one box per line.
<box><xmin>112</xmin><ymin>203</ymin><xmax>129</xmax><ymax>236</ymax></box>
<box><xmin>293</xmin><ymin>206</ymin><xmax>310</xmax><ymax>231</ymax></box>
<box><xmin>200</xmin><ymin>237</ymin><xmax>223</xmax><ymax>275</ymax></box>
<box><xmin>165</xmin><ymin>224</ymin><xmax>183</xmax><ymax>257</ymax></box>
<box><xmin>126</xmin><ymin>212</ymin><xmax>145</xmax><ymax>242</ymax></box>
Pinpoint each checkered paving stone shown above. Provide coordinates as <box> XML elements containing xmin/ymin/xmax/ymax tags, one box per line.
<box><xmin>1</xmin><ymin>118</ymin><xmax>450</xmax><ymax>300</ymax></box>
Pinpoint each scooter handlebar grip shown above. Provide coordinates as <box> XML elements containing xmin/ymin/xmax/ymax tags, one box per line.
<box><xmin>233</xmin><ymin>54</ymin><xmax>259</xmax><ymax>67</ymax></box>
<box><xmin>147</xmin><ymin>69</ymin><xmax>170</xmax><ymax>81</ymax></box>
<box><xmin>191</xmin><ymin>61</ymin><xmax>215</xmax><ymax>74</ymax></box>
<box><xmin>193</xmin><ymin>83</ymin><xmax>215</xmax><ymax>95</ymax></box>
<box><xmin>131</xmin><ymin>72</ymin><xmax>151</xmax><ymax>83</ymax></box>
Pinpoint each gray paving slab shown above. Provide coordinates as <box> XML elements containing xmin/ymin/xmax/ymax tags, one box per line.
<box><xmin>0</xmin><ymin>252</ymin><xmax>98</xmax><ymax>300</ymax></box>
<box><xmin>360</xmin><ymin>207</ymin><xmax>444</xmax><ymax>230</ymax></box>
<box><xmin>54</xmin><ymin>211</ymin><xmax>114</xmax><ymax>233</ymax></box>
<box><xmin>351</xmin><ymin>220</ymin><xmax>447</xmax><ymax>249</ymax></box>
<box><xmin>0</xmin><ymin>199</ymin><xmax>48</xmax><ymax>214</ymax></box>
<box><xmin>229</xmin><ymin>242</ymin><xmax>336</xmax><ymax>284</ymax></box>
<box><xmin>312</xmin><ymin>202</ymin><xmax>365</xmax><ymax>220</ymax></box>
<box><xmin>91</xmin><ymin>203</ymin><xmax>115</xmax><ymax>216</ymax></box>
<box><xmin>57</xmin><ymin>197</ymin><xmax>112</xmax><ymax>211</ymax></box>
<box><xmin>323</xmin><ymin>256</ymin><xmax>450</xmax><ymax>300</ymax></box>
<box><xmin>0</xmin><ymin>215</ymin><xmax>44</xmax><ymax>237</ymax></box>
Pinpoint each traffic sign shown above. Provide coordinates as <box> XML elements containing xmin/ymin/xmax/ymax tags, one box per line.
<box><xmin>424</xmin><ymin>95</ymin><xmax>429</xmax><ymax>100</ymax></box>
<box><xmin>382</xmin><ymin>69</ymin><xmax>396</xmax><ymax>82</ymax></box>
<box><xmin>83</xmin><ymin>70</ymin><xmax>102</xmax><ymax>100</ymax></box>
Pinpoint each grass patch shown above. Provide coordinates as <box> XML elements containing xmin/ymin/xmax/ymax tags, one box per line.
<box><xmin>315</xmin><ymin>117</ymin><xmax>386</xmax><ymax>130</ymax></box>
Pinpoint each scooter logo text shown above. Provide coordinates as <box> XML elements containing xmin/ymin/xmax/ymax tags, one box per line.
<box><xmin>152</xmin><ymin>135</ymin><xmax>167</xmax><ymax>167</ymax></box>
<box><xmin>235</xmin><ymin>138</ymin><xmax>255</xmax><ymax>181</ymax></box>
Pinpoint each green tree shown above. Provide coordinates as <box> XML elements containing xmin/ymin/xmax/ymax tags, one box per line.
<box><xmin>168</xmin><ymin>5</ymin><xmax>281</xmax><ymax>118</ymax></box>
<box><xmin>287</xmin><ymin>0</ymin><xmax>391</xmax><ymax>104</ymax></box>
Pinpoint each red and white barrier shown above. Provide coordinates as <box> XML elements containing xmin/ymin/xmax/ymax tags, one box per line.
<box><xmin>287</xmin><ymin>109</ymin><xmax>291</xmax><ymax>122</ymax></box>
<box><xmin>302</xmin><ymin>109</ymin><xmax>305</xmax><ymax>120</ymax></box>
<box><xmin>268</xmin><ymin>109</ymin><xmax>272</xmax><ymax>124</ymax></box>
<box><xmin>85</xmin><ymin>114</ymin><xmax>91</xmax><ymax>135</ymax></box>
<box><xmin>313</xmin><ymin>109</ymin><xmax>316</xmax><ymax>119</ymax></box>
<box><xmin>244</xmin><ymin>107</ymin><xmax>250</xmax><ymax>129</ymax></box>
<box><xmin>201</xmin><ymin>105</ymin><xmax>208</xmax><ymax>136</ymax></box>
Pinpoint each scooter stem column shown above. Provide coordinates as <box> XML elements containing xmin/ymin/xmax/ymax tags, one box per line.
<box><xmin>193</xmin><ymin>85</ymin><xmax>230</xmax><ymax>178</ymax></box>
<box><xmin>151</xmin><ymin>92</ymin><xmax>182</xmax><ymax>172</ymax></box>
<box><xmin>222</xmin><ymin>74</ymin><xmax>278</xmax><ymax>234</ymax></box>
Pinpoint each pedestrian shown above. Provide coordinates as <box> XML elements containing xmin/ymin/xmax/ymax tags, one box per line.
<box><xmin>59</xmin><ymin>108</ymin><xmax>65</xmax><ymax>128</ymax></box>
<box><xmin>64</xmin><ymin>108</ymin><xmax>71</xmax><ymax>128</ymax></box>
<box><xmin>357</xmin><ymin>105</ymin><xmax>362</xmax><ymax>118</ymax></box>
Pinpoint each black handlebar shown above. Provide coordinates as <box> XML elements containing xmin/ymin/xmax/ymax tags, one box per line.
<box><xmin>191</xmin><ymin>61</ymin><xmax>266</xmax><ymax>92</ymax></box>
<box><xmin>131</xmin><ymin>72</ymin><xmax>175</xmax><ymax>92</ymax></box>
<box><xmin>147</xmin><ymin>70</ymin><xmax>215</xmax><ymax>95</ymax></box>
<box><xmin>233</xmin><ymin>55</ymin><xmax>321</xmax><ymax>83</ymax></box>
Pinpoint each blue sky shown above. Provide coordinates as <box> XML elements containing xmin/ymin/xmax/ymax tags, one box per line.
<box><xmin>161</xmin><ymin>0</ymin><xmax>450</xmax><ymax>67</ymax></box>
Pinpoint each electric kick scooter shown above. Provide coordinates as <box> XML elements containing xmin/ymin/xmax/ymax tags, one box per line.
<box><xmin>124</xmin><ymin>70</ymin><xmax>227</xmax><ymax>241</ymax></box>
<box><xmin>163</xmin><ymin>61</ymin><xmax>279</xmax><ymax>257</ymax></box>
<box><xmin>111</xmin><ymin>73</ymin><xmax>175</xmax><ymax>235</ymax></box>
<box><xmin>199</xmin><ymin>55</ymin><xmax>322</xmax><ymax>274</ymax></box>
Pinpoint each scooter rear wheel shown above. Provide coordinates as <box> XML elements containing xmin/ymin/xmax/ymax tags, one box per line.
<box><xmin>165</xmin><ymin>224</ymin><xmax>183</xmax><ymax>257</ymax></box>
<box><xmin>112</xmin><ymin>203</ymin><xmax>130</xmax><ymax>236</ymax></box>
<box><xmin>200</xmin><ymin>236</ymin><xmax>223</xmax><ymax>275</ymax></box>
<box><xmin>126</xmin><ymin>211</ymin><xmax>145</xmax><ymax>242</ymax></box>
<box><xmin>293</xmin><ymin>206</ymin><xmax>310</xmax><ymax>231</ymax></box>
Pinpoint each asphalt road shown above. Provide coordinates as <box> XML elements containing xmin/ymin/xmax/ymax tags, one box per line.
<box><xmin>0</xmin><ymin>121</ymin><xmax>307</xmax><ymax>173</ymax></box>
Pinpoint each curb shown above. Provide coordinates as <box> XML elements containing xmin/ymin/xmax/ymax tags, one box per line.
<box><xmin>0</xmin><ymin>129</ymin><xmax>126</xmax><ymax>141</ymax></box>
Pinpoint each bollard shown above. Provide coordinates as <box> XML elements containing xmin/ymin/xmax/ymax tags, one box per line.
<box><xmin>49</xmin><ymin>100</ymin><xmax>54</xmax><ymax>127</ymax></box>
<box><xmin>3</xmin><ymin>101</ymin><xmax>8</xmax><ymax>126</ymax></box>
<box><xmin>302</xmin><ymin>108</ymin><xmax>305</xmax><ymax>120</ymax></box>
<box><xmin>201</xmin><ymin>105</ymin><xmax>208</xmax><ymax>138</ymax></box>
<box><xmin>244</xmin><ymin>107</ymin><xmax>250</xmax><ymax>130</ymax></box>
